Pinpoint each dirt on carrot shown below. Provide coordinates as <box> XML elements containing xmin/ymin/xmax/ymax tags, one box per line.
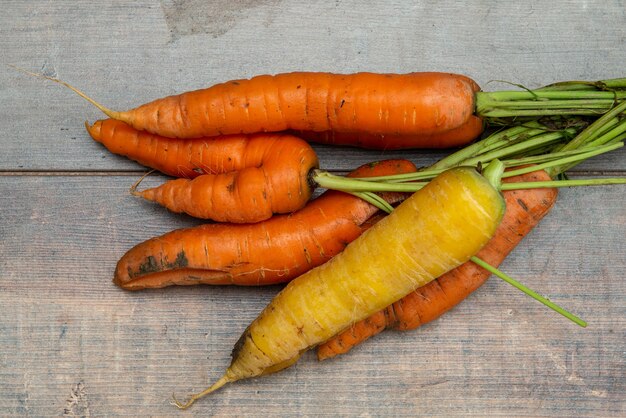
<box><xmin>114</xmin><ymin>159</ymin><xmax>416</xmax><ymax>289</ymax></box>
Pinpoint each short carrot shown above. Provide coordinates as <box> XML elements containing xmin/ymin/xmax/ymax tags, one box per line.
<box><xmin>122</xmin><ymin>130</ymin><xmax>319</xmax><ymax>223</ymax></box>
<box><xmin>172</xmin><ymin>163</ymin><xmax>506</xmax><ymax>408</ymax></box>
<box><xmin>113</xmin><ymin>159</ymin><xmax>416</xmax><ymax>289</ymax></box>
<box><xmin>317</xmin><ymin>169</ymin><xmax>558</xmax><ymax>360</ymax></box>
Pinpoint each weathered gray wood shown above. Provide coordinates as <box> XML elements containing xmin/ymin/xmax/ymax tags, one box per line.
<box><xmin>1</xmin><ymin>1</ymin><xmax>626</xmax><ymax>172</ymax></box>
<box><xmin>1</xmin><ymin>0</ymin><xmax>625</xmax><ymax>416</ymax></box>
<box><xmin>0</xmin><ymin>175</ymin><xmax>624</xmax><ymax>416</ymax></box>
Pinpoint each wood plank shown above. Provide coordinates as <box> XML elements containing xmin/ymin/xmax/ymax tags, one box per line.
<box><xmin>1</xmin><ymin>1</ymin><xmax>626</xmax><ymax>172</ymax></box>
<box><xmin>0</xmin><ymin>175</ymin><xmax>623</xmax><ymax>416</ymax></box>
<box><xmin>1</xmin><ymin>1</ymin><xmax>625</xmax><ymax>416</ymax></box>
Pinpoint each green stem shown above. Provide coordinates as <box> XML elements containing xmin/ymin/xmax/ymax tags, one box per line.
<box><xmin>546</xmin><ymin>100</ymin><xmax>626</xmax><ymax>176</ymax></box>
<box><xmin>354</xmin><ymin>141</ymin><xmax>619</xmax><ymax>186</ymax></box>
<box><xmin>482</xmin><ymin>160</ymin><xmax>505</xmax><ymax>189</ymax></box>
<box><xmin>459</xmin><ymin>130</ymin><xmax>572</xmax><ymax>168</ymax></box>
<box><xmin>502</xmin><ymin>142</ymin><xmax>623</xmax><ymax>178</ymax></box>
<box><xmin>314</xmin><ymin>171</ymin><xmax>626</xmax><ymax>194</ymax></box>
<box><xmin>476</xmin><ymin>88</ymin><xmax>626</xmax><ymax>118</ymax></box>
<box><xmin>429</xmin><ymin>124</ymin><xmax>541</xmax><ymax>170</ymax></box>
<box><xmin>500</xmin><ymin>177</ymin><xmax>626</xmax><ymax>190</ymax></box>
<box><xmin>501</xmin><ymin>146</ymin><xmax>611</xmax><ymax>167</ymax></box>
<box><xmin>479</xmin><ymin>89</ymin><xmax>626</xmax><ymax>101</ymax></box>
<box><xmin>537</xmin><ymin>77</ymin><xmax>626</xmax><ymax>91</ymax></box>
<box><xmin>348</xmin><ymin>191</ymin><xmax>394</xmax><ymax>213</ymax></box>
<box><xmin>470</xmin><ymin>256</ymin><xmax>587</xmax><ymax>327</ymax></box>
<box><xmin>557</xmin><ymin>100</ymin><xmax>626</xmax><ymax>153</ymax></box>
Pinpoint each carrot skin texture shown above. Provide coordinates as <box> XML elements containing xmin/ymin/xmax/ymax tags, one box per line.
<box><xmin>295</xmin><ymin>115</ymin><xmax>484</xmax><ymax>150</ymax></box>
<box><xmin>317</xmin><ymin>169</ymin><xmax>558</xmax><ymax>360</ymax></box>
<box><xmin>132</xmin><ymin>132</ymin><xmax>319</xmax><ymax>222</ymax></box>
<box><xmin>87</xmin><ymin>118</ymin><xmax>245</xmax><ymax>178</ymax></box>
<box><xmin>115</xmin><ymin>72</ymin><xmax>481</xmax><ymax>142</ymax></box>
<box><xmin>225</xmin><ymin>167</ymin><xmax>504</xmax><ymax>383</ymax></box>
<box><xmin>113</xmin><ymin>160</ymin><xmax>417</xmax><ymax>289</ymax></box>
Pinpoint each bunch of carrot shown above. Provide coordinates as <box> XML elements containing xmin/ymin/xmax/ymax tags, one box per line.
<box><xmin>25</xmin><ymin>68</ymin><xmax>626</xmax><ymax>408</ymax></box>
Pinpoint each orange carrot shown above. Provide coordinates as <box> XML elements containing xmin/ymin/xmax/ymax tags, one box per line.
<box><xmin>113</xmin><ymin>159</ymin><xmax>416</xmax><ymax>290</ymax></box>
<box><xmin>84</xmin><ymin>72</ymin><xmax>483</xmax><ymax>144</ymax></box>
<box><xmin>317</xmin><ymin>169</ymin><xmax>558</xmax><ymax>360</ymax></box>
<box><xmin>87</xmin><ymin>118</ymin><xmax>242</xmax><ymax>178</ymax></box>
<box><xmin>294</xmin><ymin>115</ymin><xmax>484</xmax><ymax>150</ymax></box>
<box><xmin>22</xmin><ymin>68</ymin><xmax>626</xmax><ymax>150</ymax></box>
<box><xmin>122</xmin><ymin>130</ymin><xmax>319</xmax><ymax>223</ymax></box>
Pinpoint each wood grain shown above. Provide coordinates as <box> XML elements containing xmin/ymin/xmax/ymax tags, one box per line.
<box><xmin>0</xmin><ymin>176</ymin><xmax>623</xmax><ymax>416</ymax></box>
<box><xmin>0</xmin><ymin>0</ymin><xmax>624</xmax><ymax>416</ymax></box>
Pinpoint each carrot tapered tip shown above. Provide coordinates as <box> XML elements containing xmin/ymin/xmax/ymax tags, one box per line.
<box><xmin>84</xmin><ymin>120</ymin><xmax>103</xmax><ymax>141</ymax></box>
<box><xmin>171</xmin><ymin>374</ymin><xmax>232</xmax><ymax>409</ymax></box>
<box><xmin>10</xmin><ymin>64</ymin><xmax>124</xmax><ymax>121</ymax></box>
<box><xmin>129</xmin><ymin>170</ymin><xmax>156</xmax><ymax>197</ymax></box>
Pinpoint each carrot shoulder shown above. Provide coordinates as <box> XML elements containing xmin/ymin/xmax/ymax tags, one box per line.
<box><xmin>128</xmin><ymin>132</ymin><xmax>319</xmax><ymax>223</ymax></box>
<box><xmin>107</xmin><ymin>72</ymin><xmax>481</xmax><ymax>140</ymax></box>
<box><xmin>113</xmin><ymin>159</ymin><xmax>417</xmax><ymax>289</ymax></box>
<box><xmin>317</xmin><ymin>169</ymin><xmax>558</xmax><ymax>360</ymax></box>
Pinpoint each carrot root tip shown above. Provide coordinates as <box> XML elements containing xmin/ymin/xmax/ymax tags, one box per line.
<box><xmin>129</xmin><ymin>170</ymin><xmax>155</xmax><ymax>197</ymax></box>
<box><xmin>10</xmin><ymin>64</ymin><xmax>122</xmax><ymax>120</ymax></box>
<box><xmin>170</xmin><ymin>374</ymin><xmax>231</xmax><ymax>409</ymax></box>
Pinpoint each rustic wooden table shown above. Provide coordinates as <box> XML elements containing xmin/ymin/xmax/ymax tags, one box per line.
<box><xmin>1</xmin><ymin>1</ymin><xmax>625</xmax><ymax>416</ymax></box>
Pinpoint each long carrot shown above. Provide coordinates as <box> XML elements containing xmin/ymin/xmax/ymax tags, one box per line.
<box><xmin>114</xmin><ymin>159</ymin><xmax>416</xmax><ymax>289</ymax></box>
<box><xmin>18</xmin><ymin>68</ymin><xmax>626</xmax><ymax>149</ymax></box>
<box><xmin>119</xmin><ymin>130</ymin><xmax>319</xmax><ymax>223</ymax></box>
<box><xmin>79</xmin><ymin>72</ymin><xmax>481</xmax><ymax>140</ymax></box>
<box><xmin>172</xmin><ymin>163</ymin><xmax>506</xmax><ymax>408</ymax></box>
<box><xmin>317</xmin><ymin>169</ymin><xmax>557</xmax><ymax>360</ymax></box>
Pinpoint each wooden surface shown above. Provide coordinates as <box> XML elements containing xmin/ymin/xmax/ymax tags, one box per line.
<box><xmin>1</xmin><ymin>1</ymin><xmax>624</xmax><ymax>416</ymax></box>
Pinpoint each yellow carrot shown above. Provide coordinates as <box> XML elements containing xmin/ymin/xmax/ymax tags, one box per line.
<box><xmin>173</xmin><ymin>164</ymin><xmax>506</xmax><ymax>409</ymax></box>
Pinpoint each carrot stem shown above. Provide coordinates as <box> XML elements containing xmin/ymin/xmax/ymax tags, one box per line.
<box><xmin>552</xmin><ymin>100</ymin><xmax>626</xmax><ymax>153</ymax></box>
<box><xmin>482</xmin><ymin>159</ymin><xmax>505</xmax><ymax>189</ymax></box>
<box><xmin>537</xmin><ymin>77</ymin><xmax>626</xmax><ymax>91</ymax></box>
<box><xmin>502</xmin><ymin>142</ymin><xmax>623</xmax><ymax>178</ymax></box>
<box><xmin>500</xmin><ymin>177</ymin><xmax>626</xmax><ymax>190</ymax></box>
<box><xmin>470</xmin><ymin>256</ymin><xmax>587</xmax><ymax>327</ymax></box>
<box><xmin>348</xmin><ymin>191</ymin><xmax>394</xmax><ymax>213</ymax></box>
<box><xmin>315</xmin><ymin>171</ymin><xmax>626</xmax><ymax>194</ymax></box>
<box><xmin>477</xmin><ymin>88</ymin><xmax>626</xmax><ymax>118</ymax></box>
<box><xmin>429</xmin><ymin>123</ymin><xmax>543</xmax><ymax>170</ymax></box>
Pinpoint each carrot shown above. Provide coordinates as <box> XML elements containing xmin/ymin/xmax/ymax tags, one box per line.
<box><xmin>89</xmin><ymin>72</ymin><xmax>481</xmax><ymax>140</ymax></box>
<box><xmin>113</xmin><ymin>159</ymin><xmax>416</xmax><ymax>289</ymax></box>
<box><xmin>19</xmin><ymin>68</ymin><xmax>626</xmax><ymax>149</ymax></box>
<box><xmin>294</xmin><ymin>115</ymin><xmax>484</xmax><ymax>149</ymax></box>
<box><xmin>123</xmin><ymin>130</ymin><xmax>319</xmax><ymax>223</ymax></box>
<box><xmin>317</xmin><ymin>169</ymin><xmax>558</xmax><ymax>360</ymax></box>
<box><xmin>172</xmin><ymin>163</ymin><xmax>506</xmax><ymax>408</ymax></box>
<box><xmin>86</xmin><ymin>118</ymin><xmax>238</xmax><ymax>178</ymax></box>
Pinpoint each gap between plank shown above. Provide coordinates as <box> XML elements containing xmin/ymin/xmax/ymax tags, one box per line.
<box><xmin>0</xmin><ymin>169</ymin><xmax>625</xmax><ymax>177</ymax></box>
